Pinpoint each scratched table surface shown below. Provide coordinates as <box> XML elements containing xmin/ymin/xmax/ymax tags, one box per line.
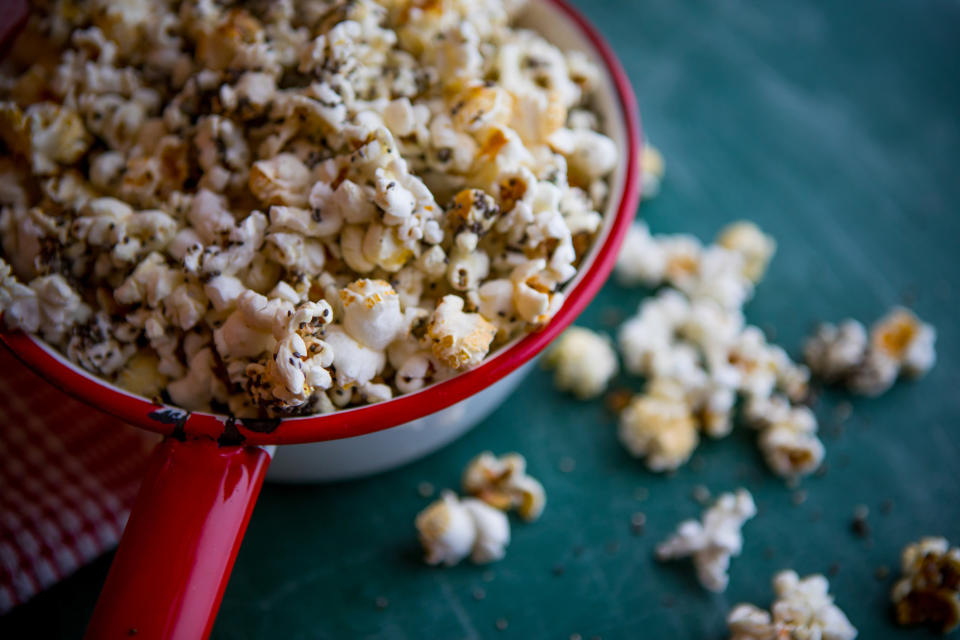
<box><xmin>3</xmin><ymin>0</ymin><xmax>960</xmax><ymax>638</ymax></box>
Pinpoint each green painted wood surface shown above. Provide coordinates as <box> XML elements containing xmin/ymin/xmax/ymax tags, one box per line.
<box><xmin>3</xmin><ymin>0</ymin><xmax>959</xmax><ymax>637</ymax></box>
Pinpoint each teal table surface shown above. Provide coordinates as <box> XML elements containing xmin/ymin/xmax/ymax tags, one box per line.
<box><xmin>3</xmin><ymin>0</ymin><xmax>960</xmax><ymax>638</ymax></box>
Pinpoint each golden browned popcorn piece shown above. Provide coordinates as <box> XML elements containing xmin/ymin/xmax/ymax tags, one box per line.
<box><xmin>427</xmin><ymin>295</ymin><xmax>496</xmax><ymax>370</ymax></box>
<box><xmin>618</xmin><ymin>378</ymin><xmax>699</xmax><ymax>472</ymax></box>
<box><xmin>891</xmin><ymin>537</ymin><xmax>960</xmax><ymax>634</ymax></box>
<box><xmin>462</xmin><ymin>452</ymin><xmax>546</xmax><ymax>522</ymax></box>
<box><xmin>870</xmin><ymin>307</ymin><xmax>937</xmax><ymax>379</ymax></box>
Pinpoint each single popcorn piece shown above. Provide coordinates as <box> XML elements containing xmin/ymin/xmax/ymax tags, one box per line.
<box><xmin>656</xmin><ymin>489</ymin><xmax>756</xmax><ymax>593</ymax></box>
<box><xmin>543</xmin><ymin>326</ymin><xmax>619</xmax><ymax>399</ymax></box>
<box><xmin>618</xmin><ymin>378</ymin><xmax>699</xmax><ymax>472</ymax></box>
<box><xmin>804</xmin><ymin>320</ymin><xmax>868</xmax><ymax>383</ymax></box>
<box><xmin>715</xmin><ymin>221</ymin><xmax>776</xmax><ymax>283</ymax></box>
<box><xmin>755</xmin><ymin>404</ymin><xmax>824</xmax><ymax>479</ymax></box>
<box><xmin>461</xmin><ymin>452</ymin><xmax>546</xmax><ymax>522</ymax></box>
<box><xmin>427</xmin><ymin>295</ymin><xmax>497</xmax><ymax>370</ymax></box>
<box><xmin>727</xmin><ymin>570</ymin><xmax>857</xmax><ymax>640</ymax></box>
<box><xmin>339</xmin><ymin>279</ymin><xmax>405</xmax><ymax>350</ymax></box>
<box><xmin>891</xmin><ymin>537</ymin><xmax>960</xmax><ymax>634</ymax></box>
<box><xmin>869</xmin><ymin>307</ymin><xmax>937</xmax><ymax>379</ymax></box>
<box><xmin>614</xmin><ymin>221</ymin><xmax>666</xmax><ymax>287</ymax></box>
<box><xmin>415</xmin><ymin>491</ymin><xmax>511</xmax><ymax>566</ymax></box>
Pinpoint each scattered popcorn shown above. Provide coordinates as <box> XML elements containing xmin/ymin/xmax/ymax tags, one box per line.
<box><xmin>614</xmin><ymin>279</ymin><xmax>817</xmax><ymax>477</ymax></box>
<box><xmin>0</xmin><ymin>0</ymin><xmax>618</xmax><ymax>417</ymax></box>
<box><xmin>656</xmin><ymin>488</ymin><xmax>756</xmax><ymax>592</ymax></box>
<box><xmin>727</xmin><ymin>570</ymin><xmax>857</xmax><ymax>640</ymax></box>
<box><xmin>804</xmin><ymin>307</ymin><xmax>936</xmax><ymax>397</ymax></box>
<box><xmin>415</xmin><ymin>491</ymin><xmax>510</xmax><ymax>566</ymax></box>
<box><xmin>891</xmin><ymin>537</ymin><xmax>960</xmax><ymax>634</ymax></box>
<box><xmin>543</xmin><ymin>326</ymin><xmax>619</xmax><ymax>399</ymax></box>
<box><xmin>618</xmin><ymin>378</ymin><xmax>699</xmax><ymax>472</ymax></box>
<box><xmin>462</xmin><ymin>452</ymin><xmax>546</xmax><ymax>522</ymax></box>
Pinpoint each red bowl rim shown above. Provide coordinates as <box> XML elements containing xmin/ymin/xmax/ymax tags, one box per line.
<box><xmin>0</xmin><ymin>0</ymin><xmax>641</xmax><ymax>446</ymax></box>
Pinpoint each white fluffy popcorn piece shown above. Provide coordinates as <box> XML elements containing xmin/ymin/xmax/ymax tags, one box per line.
<box><xmin>891</xmin><ymin>537</ymin><xmax>960</xmax><ymax>633</ymax></box>
<box><xmin>727</xmin><ymin>570</ymin><xmax>857</xmax><ymax>640</ymax></box>
<box><xmin>656</xmin><ymin>489</ymin><xmax>756</xmax><ymax>593</ymax></box>
<box><xmin>543</xmin><ymin>326</ymin><xmax>619</xmax><ymax>399</ymax></box>
<box><xmin>0</xmin><ymin>258</ymin><xmax>40</xmax><ymax>333</ymax></box>
<box><xmin>461</xmin><ymin>452</ymin><xmax>546</xmax><ymax>522</ymax></box>
<box><xmin>167</xmin><ymin>347</ymin><xmax>228</xmax><ymax>411</ymax></box>
<box><xmin>617</xmin><ymin>288</ymin><xmax>690</xmax><ymax>377</ymax></box>
<box><xmin>427</xmin><ymin>295</ymin><xmax>496</xmax><ymax>370</ymax></box>
<box><xmin>614</xmin><ymin>221</ymin><xmax>666</xmax><ymax>287</ymax></box>
<box><xmin>322</xmin><ymin>325</ymin><xmax>386</xmax><ymax>389</ymax></box>
<box><xmin>248</xmin><ymin>153</ymin><xmax>312</xmax><ymax>207</ymax></box>
<box><xmin>415</xmin><ymin>491</ymin><xmax>511</xmax><ymax>566</ymax></box>
<box><xmin>804</xmin><ymin>320</ymin><xmax>868</xmax><ymax>383</ymax></box>
<box><xmin>618</xmin><ymin>378</ymin><xmax>699</xmax><ymax>472</ymax></box>
<box><xmin>715</xmin><ymin>220</ymin><xmax>777</xmax><ymax>283</ymax></box>
<box><xmin>339</xmin><ymin>279</ymin><xmax>405</xmax><ymax>350</ymax></box>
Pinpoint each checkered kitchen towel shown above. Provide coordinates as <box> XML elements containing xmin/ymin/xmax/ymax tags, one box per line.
<box><xmin>0</xmin><ymin>347</ymin><xmax>153</xmax><ymax>613</ymax></box>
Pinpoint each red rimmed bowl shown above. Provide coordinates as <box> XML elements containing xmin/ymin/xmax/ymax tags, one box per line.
<box><xmin>1</xmin><ymin>0</ymin><xmax>640</xmax><ymax>636</ymax></box>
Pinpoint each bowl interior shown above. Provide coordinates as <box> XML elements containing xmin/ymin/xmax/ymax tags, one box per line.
<box><xmin>1</xmin><ymin>0</ymin><xmax>640</xmax><ymax>446</ymax></box>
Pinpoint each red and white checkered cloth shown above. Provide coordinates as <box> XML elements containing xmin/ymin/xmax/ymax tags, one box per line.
<box><xmin>0</xmin><ymin>347</ymin><xmax>153</xmax><ymax>613</ymax></box>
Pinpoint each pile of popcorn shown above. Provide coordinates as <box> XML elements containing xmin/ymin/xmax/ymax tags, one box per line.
<box><xmin>0</xmin><ymin>0</ymin><xmax>618</xmax><ymax>417</ymax></box>
<box><xmin>415</xmin><ymin>451</ymin><xmax>544</xmax><ymax>566</ymax></box>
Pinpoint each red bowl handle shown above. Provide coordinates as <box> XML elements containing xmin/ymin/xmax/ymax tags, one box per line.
<box><xmin>84</xmin><ymin>437</ymin><xmax>272</xmax><ymax>640</ymax></box>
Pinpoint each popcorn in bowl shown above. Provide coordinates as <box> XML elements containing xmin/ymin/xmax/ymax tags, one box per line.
<box><xmin>0</xmin><ymin>0</ymin><xmax>619</xmax><ymax>418</ymax></box>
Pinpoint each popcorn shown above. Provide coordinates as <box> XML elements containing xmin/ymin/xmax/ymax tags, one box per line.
<box><xmin>804</xmin><ymin>320</ymin><xmax>868</xmax><ymax>383</ymax></box>
<box><xmin>891</xmin><ymin>537</ymin><xmax>960</xmax><ymax>634</ymax></box>
<box><xmin>656</xmin><ymin>489</ymin><xmax>756</xmax><ymax>592</ymax></box>
<box><xmin>753</xmin><ymin>403</ymin><xmax>824</xmax><ymax>479</ymax></box>
<box><xmin>461</xmin><ymin>452</ymin><xmax>546</xmax><ymax>522</ymax></box>
<box><xmin>870</xmin><ymin>307</ymin><xmax>937</xmax><ymax>379</ymax></box>
<box><xmin>614</xmin><ymin>222</ymin><xmax>666</xmax><ymax>287</ymax></box>
<box><xmin>618</xmin><ymin>379</ymin><xmax>699</xmax><ymax>472</ymax></box>
<box><xmin>339</xmin><ymin>279</ymin><xmax>405</xmax><ymax>350</ymax></box>
<box><xmin>543</xmin><ymin>326</ymin><xmax>619</xmax><ymax>400</ymax></box>
<box><xmin>715</xmin><ymin>221</ymin><xmax>776</xmax><ymax>283</ymax></box>
<box><xmin>415</xmin><ymin>491</ymin><xmax>511</xmax><ymax>566</ymax></box>
<box><xmin>0</xmin><ymin>0</ymin><xmax>615</xmax><ymax>416</ymax></box>
<box><xmin>427</xmin><ymin>295</ymin><xmax>496</xmax><ymax>370</ymax></box>
<box><xmin>167</xmin><ymin>348</ymin><xmax>228</xmax><ymax>411</ymax></box>
<box><xmin>249</xmin><ymin>154</ymin><xmax>312</xmax><ymax>207</ymax></box>
<box><xmin>727</xmin><ymin>570</ymin><xmax>857</xmax><ymax>640</ymax></box>
<box><xmin>805</xmin><ymin>308</ymin><xmax>936</xmax><ymax>397</ymax></box>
